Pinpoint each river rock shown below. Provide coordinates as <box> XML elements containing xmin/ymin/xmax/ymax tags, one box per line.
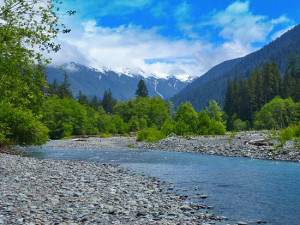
<box><xmin>0</xmin><ymin>153</ymin><xmax>215</xmax><ymax>225</ymax></box>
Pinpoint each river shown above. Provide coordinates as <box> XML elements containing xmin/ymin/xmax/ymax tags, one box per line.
<box><xmin>24</xmin><ymin>147</ymin><xmax>300</xmax><ymax>225</ymax></box>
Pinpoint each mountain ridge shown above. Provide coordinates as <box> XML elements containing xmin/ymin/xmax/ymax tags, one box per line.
<box><xmin>46</xmin><ymin>62</ymin><xmax>192</xmax><ymax>101</ymax></box>
<box><xmin>171</xmin><ymin>24</ymin><xmax>300</xmax><ymax>111</ymax></box>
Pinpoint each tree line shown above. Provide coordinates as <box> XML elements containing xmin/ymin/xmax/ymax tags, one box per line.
<box><xmin>41</xmin><ymin>77</ymin><xmax>227</xmax><ymax>142</ymax></box>
<box><xmin>0</xmin><ymin>0</ymin><xmax>299</xmax><ymax>148</ymax></box>
<box><xmin>224</xmin><ymin>54</ymin><xmax>300</xmax><ymax>131</ymax></box>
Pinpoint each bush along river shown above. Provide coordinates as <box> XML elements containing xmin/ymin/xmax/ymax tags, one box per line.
<box><xmin>18</xmin><ymin>145</ymin><xmax>300</xmax><ymax>225</ymax></box>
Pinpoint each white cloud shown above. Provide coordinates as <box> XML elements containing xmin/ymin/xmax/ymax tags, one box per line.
<box><xmin>49</xmin><ymin>1</ymin><xmax>295</xmax><ymax>80</ymax></box>
<box><xmin>208</xmin><ymin>1</ymin><xmax>293</xmax><ymax>45</ymax></box>
<box><xmin>271</xmin><ymin>15</ymin><xmax>292</xmax><ymax>25</ymax></box>
<box><xmin>50</xmin><ymin>20</ymin><xmax>215</xmax><ymax>79</ymax></box>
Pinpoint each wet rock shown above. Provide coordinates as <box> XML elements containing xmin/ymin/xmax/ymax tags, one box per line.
<box><xmin>0</xmin><ymin>153</ymin><xmax>213</xmax><ymax>224</ymax></box>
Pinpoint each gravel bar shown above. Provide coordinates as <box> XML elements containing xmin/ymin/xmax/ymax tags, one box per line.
<box><xmin>0</xmin><ymin>153</ymin><xmax>221</xmax><ymax>225</ymax></box>
<box><xmin>42</xmin><ymin>132</ymin><xmax>300</xmax><ymax>162</ymax></box>
<box><xmin>147</xmin><ymin>132</ymin><xmax>300</xmax><ymax>162</ymax></box>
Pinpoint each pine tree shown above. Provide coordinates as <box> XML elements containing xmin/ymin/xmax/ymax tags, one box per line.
<box><xmin>58</xmin><ymin>72</ymin><xmax>73</xmax><ymax>99</ymax></box>
<box><xmin>89</xmin><ymin>96</ymin><xmax>100</xmax><ymax>111</ymax></box>
<box><xmin>135</xmin><ymin>79</ymin><xmax>148</xmax><ymax>97</ymax></box>
<box><xmin>224</xmin><ymin>78</ymin><xmax>234</xmax><ymax>116</ymax></box>
<box><xmin>284</xmin><ymin>53</ymin><xmax>300</xmax><ymax>102</ymax></box>
<box><xmin>262</xmin><ymin>61</ymin><xmax>281</xmax><ymax>104</ymax></box>
<box><xmin>48</xmin><ymin>78</ymin><xmax>59</xmax><ymax>97</ymax></box>
<box><xmin>102</xmin><ymin>89</ymin><xmax>117</xmax><ymax>114</ymax></box>
<box><xmin>77</xmin><ymin>91</ymin><xmax>89</xmax><ymax>106</ymax></box>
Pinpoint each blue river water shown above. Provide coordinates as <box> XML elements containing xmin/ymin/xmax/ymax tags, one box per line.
<box><xmin>24</xmin><ymin>147</ymin><xmax>300</xmax><ymax>225</ymax></box>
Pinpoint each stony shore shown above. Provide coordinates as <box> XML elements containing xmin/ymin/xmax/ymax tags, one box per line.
<box><xmin>0</xmin><ymin>153</ymin><xmax>221</xmax><ymax>225</ymax></box>
<box><xmin>146</xmin><ymin>132</ymin><xmax>300</xmax><ymax>162</ymax></box>
<box><xmin>42</xmin><ymin>132</ymin><xmax>300</xmax><ymax>162</ymax></box>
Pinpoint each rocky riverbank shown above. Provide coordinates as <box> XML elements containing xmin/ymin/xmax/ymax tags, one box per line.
<box><xmin>42</xmin><ymin>136</ymin><xmax>139</xmax><ymax>151</ymax></box>
<box><xmin>0</xmin><ymin>153</ymin><xmax>222</xmax><ymax>225</ymax></box>
<box><xmin>41</xmin><ymin>132</ymin><xmax>300</xmax><ymax>162</ymax></box>
<box><xmin>146</xmin><ymin>132</ymin><xmax>300</xmax><ymax>162</ymax></box>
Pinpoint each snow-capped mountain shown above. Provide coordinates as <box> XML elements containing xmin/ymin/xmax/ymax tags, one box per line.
<box><xmin>46</xmin><ymin>62</ymin><xmax>193</xmax><ymax>100</ymax></box>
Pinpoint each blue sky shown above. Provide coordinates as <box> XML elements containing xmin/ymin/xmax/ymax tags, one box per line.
<box><xmin>52</xmin><ymin>0</ymin><xmax>299</xmax><ymax>80</ymax></box>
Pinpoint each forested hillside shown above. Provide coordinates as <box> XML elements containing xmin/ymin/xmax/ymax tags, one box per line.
<box><xmin>171</xmin><ymin>24</ymin><xmax>300</xmax><ymax>111</ymax></box>
<box><xmin>223</xmin><ymin>56</ymin><xmax>300</xmax><ymax>130</ymax></box>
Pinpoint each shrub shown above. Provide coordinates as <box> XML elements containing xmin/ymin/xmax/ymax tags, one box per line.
<box><xmin>197</xmin><ymin>111</ymin><xmax>211</xmax><ymax>135</ymax></box>
<box><xmin>209</xmin><ymin>120</ymin><xmax>226</xmax><ymax>135</ymax></box>
<box><xmin>99</xmin><ymin>133</ymin><xmax>113</xmax><ymax>138</ymax></box>
<box><xmin>136</xmin><ymin>127</ymin><xmax>166</xmax><ymax>143</ymax></box>
<box><xmin>0</xmin><ymin>102</ymin><xmax>49</xmax><ymax>146</ymax></box>
<box><xmin>233</xmin><ymin>119</ymin><xmax>247</xmax><ymax>131</ymax></box>
<box><xmin>277</xmin><ymin>123</ymin><xmax>300</xmax><ymax>148</ymax></box>
<box><xmin>277</xmin><ymin>127</ymin><xmax>294</xmax><ymax>147</ymax></box>
<box><xmin>161</xmin><ymin>119</ymin><xmax>175</xmax><ymax>136</ymax></box>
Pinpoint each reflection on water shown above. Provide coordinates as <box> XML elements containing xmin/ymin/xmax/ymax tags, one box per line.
<box><xmin>24</xmin><ymin>147</ymin><xmax>300</xmax><ymax>225</ymax></box>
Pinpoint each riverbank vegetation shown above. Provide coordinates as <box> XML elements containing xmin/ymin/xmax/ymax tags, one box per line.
<box><xmin>0</xmin><ymin>1</ymin><xmax>299</xmax><ymax>149</ymax></box>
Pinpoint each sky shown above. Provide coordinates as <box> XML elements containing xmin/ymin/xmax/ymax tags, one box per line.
<box><xmin>50</xmin><ymin>0</ymin><xmax>300</xmax><ymax>80</ymax></box>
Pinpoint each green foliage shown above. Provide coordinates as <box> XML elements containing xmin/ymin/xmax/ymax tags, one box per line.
<box><xmin>136</xmin><ymin>79</ymin><xmax>149</xmax><ymax>97</ymax></box>
<box><xmin>197</xmin><ymin>111</ymin><xmax>211</xmax><ymax>135</ymax></box>
<box><xmin>128</xmin><ymin>115</ymin><xmax>140</xmax><ymax>132</ymax></box>
<box><xmin>114</xmin><ymin>96</ymin><xmax>170</xmax><ymax>131</ymax></box>
<box><xmin>136</xmin><ymin>127</ymin><xmax>166</xmax><ymax>143</ymax></box>
<box><xmin>254</xmin><ymin>97</ymin><xmax>299</xmax><ymax>130</ymax></box>
<box><xmin>0</xmin><ymin>102</ymin><xmax>49</xmax><ymax>146</ymax></box>
<box><xmin>209</xmin><ymin>120</ymin><xmax>226</xmax><ymax>135</ymax></box>
<box><xmin>102</xmin><ymin>89</ymin><xmax>117</xmax><ymax>114</ymax></box>
<box><xmin>276</xmin><ymin>123</ymin><xmax>300</xmax><ymax>148</ymax></box>
<box><xmin>0</xmin><ymin>0</ymin><xmax>74</xmax><ymax>146</ymax></box>
<box><xmin>161</xmin><ymin>119</ymin><xmax>175</xmax><ymax>136</ymax></box>
<box><xmin>109</xmin><ymin>116</ymin><xmax>126</xmax><ymax>134</ymax></box>
<box><xmin>99</xmin><ymin>133</ymin><xmax>113</xmax><ymax>138</ymax></box>
<box><xmin>171</xmin><ymin>25</ymin><xmax>300</xmax><ymax>112</ymax></box>
<box><xmin>127</xmin><ymin>145</ymin><xmax>135</xmax><ymax>148</ymax></box>
<box><xmin>174</xmin><ymin>102</ymin><xmax>198</xmax><ymax>135</ymax></box>
<box><xmin>85</xmin><ymin>107</ymin><xmax>99</xmax><ymax>135</ymax></box>
<box><xmin>205</xmin><ymin>100</ymin><xmax>224</xmax><ymax>122</ymax></box>
<box><xmin>43</xmin><ymin>97</ymin><xmax>90</xmax><ymax>139</ymax></box>
<box><xmin>277</xmin><ymin>127</ymin><xmax>294</xmax><ymax>147</ymax></box>
<box><xmin>233</xmin><ymin>119</ymin><xmax>247</xmax><ymax>131</ymax></box>
<box><xmin>224</xmin><ymin>55</ymin><xmax>299</xmax><ymax>130</ymax></box>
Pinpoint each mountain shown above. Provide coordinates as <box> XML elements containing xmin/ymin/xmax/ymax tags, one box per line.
<box><xmin>46</xmin><ymin>63</ymin><xmax>191</xmax><ymax>101</ymax></box>
<box><xmin>171</xmin><ymin>24</ymin><xmax>300</xmax><ymax>111</ymax></box>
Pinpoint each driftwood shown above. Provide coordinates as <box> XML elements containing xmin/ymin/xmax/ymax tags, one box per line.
<box><xmin>244</xmin><ymin>139</ymin><xmax>274</xmax><ymax>146</ymax></box>
<box><xmin>75</xmin><ymin>138</ymin><xmax>88</xmax><ymax>142</ymax></box>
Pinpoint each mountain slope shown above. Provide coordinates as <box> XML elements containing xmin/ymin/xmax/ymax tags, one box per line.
<box><xmin>46</xmin><ymin>63</ymin><xmax>190</xmax><ymax>101</ymax></box>
<box><xmin>171</xmin><ymin>24</ymin><xmax>300</xmax><ymax>111</ymax></box>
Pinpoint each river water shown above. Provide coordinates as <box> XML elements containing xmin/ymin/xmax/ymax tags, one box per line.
<box><xmin>24</xmin><ymin>147</ymin><xmax>300</xmax><ymax>225</ymax></box>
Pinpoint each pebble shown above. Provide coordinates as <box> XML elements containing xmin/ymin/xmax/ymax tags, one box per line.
<box><xmin>32</xmin><ymin>134</ymin><xmax>300</xmax><ymax>162</ymax></box>
<box><xmin>0</xmin><ymin>153</ymin><xmax>216</xmax><ymax>224</ymax></box>
<box><xmin>146</xmin><ymin>132</ymin><xmax>300</xmax><ymax>162</ymax></box>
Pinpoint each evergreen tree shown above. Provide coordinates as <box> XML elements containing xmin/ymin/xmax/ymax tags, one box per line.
<box><xmin>135</xmin><ymin>79</ymin><xmax>148</xmax><ymax>97</ymax></box>
<box><xmin>205</xmin><ymin>100</ymin><xmax>223</xmax><ymax>122</ymax></box>
<box><xmin>102</xmin><ymin>89</ymin><xmax>117</xmax><ymax>114</ymax></box>
<box><xmin>224</xmin><ymin>78</ymin><xmax>234</xmax><ymax>116</ymax></box>
<box><xmin>58</xmin><ymin>72</ymin><xmax>73</xmax><ymax>99</ymax></box>
<box><xmin>262</xmin><ymin>61</ymin><xmax>281</xmax><ymax>104</ymax></box>
<box><xmin>90</xmin><ymin>96</ymin><xmax>100</xmax><ymax>111</ymax></box>
<box><xmin>77</xmin><ymin>91</ymin><xmax>89</xmax><ymax>106</ymax></box>
<box><xmin>48</xmin><ymin>78</ymin><xmax>59</xmax><ymax>97</ymax></box>
<box><xmin>283</xmin><ymin>53</ymin><xmax>300</xmax><ymax>102</ymax></box>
